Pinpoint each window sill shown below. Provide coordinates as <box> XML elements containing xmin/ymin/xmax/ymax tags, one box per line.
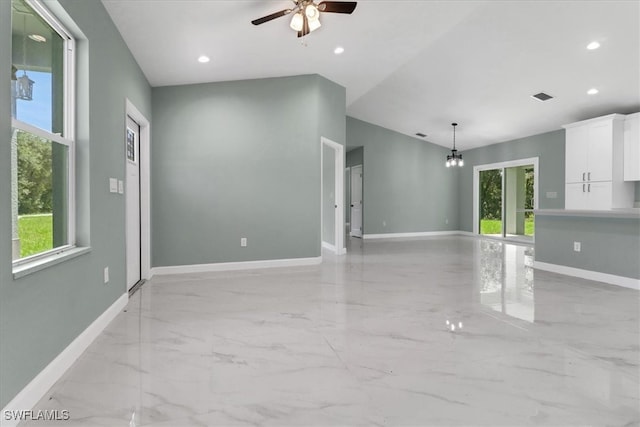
<box><xmin>13</xmin><ymin>247</ymin><xmax>91</xmax><ymax>280</ymax></box>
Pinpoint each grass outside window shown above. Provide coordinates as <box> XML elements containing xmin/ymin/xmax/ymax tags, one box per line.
<box><xmin>18</xmin><ymin>214</ymin><xmax>53</xmax><ymax>258</ymax></box>
<box><xmin>480</xmin><ymin>218</ymin><xmax>535</xmax><ymax>236</ymax></box>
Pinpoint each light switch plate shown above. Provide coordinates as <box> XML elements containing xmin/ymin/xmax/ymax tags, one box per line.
<box><xmin>118</xmin><ymin>180</ymin><xmax>124</xmax><ymax>194</ymax></box>
<box><xmin>109</xmin><ymin>178</ymin><xmax>118</xmax><ymax>193</ymax></box>
<box><xmin>546</xmin><ymin>191</ymin><xmax>558</xmax><ymax>199</ymax></box>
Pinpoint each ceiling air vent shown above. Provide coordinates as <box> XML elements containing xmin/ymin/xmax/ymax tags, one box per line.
<box><xmin>415</xmin><ymin>132</ymin><xmax>427</xmax><ymax>138</ymax></box>
<box><xmin>532</xmin><ymin>92</ymin><xmax>554</xmax><ymax>101</ymax></box>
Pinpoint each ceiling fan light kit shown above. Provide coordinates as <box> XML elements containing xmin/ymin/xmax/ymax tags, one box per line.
<box><xmin>252</xmin><ymin>1</ymin><xmax>357</xmax><ymax>38</ymax></box>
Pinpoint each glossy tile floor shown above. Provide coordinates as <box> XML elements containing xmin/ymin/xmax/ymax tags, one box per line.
<box><xmin>24</xmin><ymin>237</ymin><xmax>639</xmax><ymax>426</ymax></box>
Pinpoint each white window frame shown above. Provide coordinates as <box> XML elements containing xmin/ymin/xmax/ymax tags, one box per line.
<box><xmin>11</xmin><ymin>0</ymin><xmax>76</xmax><ymax>267</ymax></box>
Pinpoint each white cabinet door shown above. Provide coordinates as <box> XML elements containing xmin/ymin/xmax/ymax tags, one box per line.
<box><xmin>587</xmin><ymin>121</ymin><xmax>613</xmax><ymax>182</ymax></box>
<box><xmin>587</xmin><ymin>181</ymin><xmax>613</xmax><ymax>210</ymax></box>
<box><xmin>624</xmin><ymin>113</ymin><xmax>640</xmax><ymax>181</ymax></box>
<box><xmin>565</xmin><ymin>126</ymin><xmax>589</xmax><ymax>183</ymax></box>
<box><xmin>565</xmin><ymin>183</ymin><xmax>587</xmax><ymax>210</ymax></box>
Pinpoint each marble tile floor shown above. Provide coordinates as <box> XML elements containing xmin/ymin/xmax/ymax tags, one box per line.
<box><xmin>22</xmin><ymin>237</ymin><xmax>639</xmax><ymax>426</ymax></box>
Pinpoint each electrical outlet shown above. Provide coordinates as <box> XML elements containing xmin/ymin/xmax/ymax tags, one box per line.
<box><xmin>118</xmin><ymin>180</ymin><xmax>124</xmax><ymax>194</ymax></box>
<box><xmin>573</xmin><ymin>242</ymin><xmax>581</xmax><ymax>252</ymax></box>
<box><xmin>445</xmin><ymin>218</ymin><xmax>449</xmax><ymax>225</ymax></box>
<box><xmin>109</xmin><ymin>178</ymin><xmax>118</xmax><ymax>193</ymax></box>
<box><xmin>382</xmin><ymin>220</ymin><xmax>386</xmax><ymax>227</ymax></box>
<box><xmin>241</xmin><ymin>238</ymin><xmax>247</xmax><ymax>247</ymax></box>
<box><xmin>104</xmin><ymin>267</ymin><xmax>109</xmax><ymax>283</ymax></box>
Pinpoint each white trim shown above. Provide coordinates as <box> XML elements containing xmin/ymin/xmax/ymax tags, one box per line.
<box><xmin>1</xmin><ymin>293</ymin><xmax>128</xmax><ymax>426</ymax></box>
<box><xmin>10</xmin><ymin>119</ymin><xmax>72</xmax><ymax>148</ymax></box>
<box><xmin>473</xmin><ymin>157</ymin><xmax>539</xmax><ymax>235</ymax></box>
<box><xmin>363</xmin><ymin>231</ymin><xmax>463</xmax><ymax>239</ymax></box>
<box><xmin>151</xmin><ymin>257</ymin><xmax>323</xmax><ymax>276</ymax></box>
<box><xmin>125</xmin><ymin>99</ymin><xmax>151</xmax><ymax>282</ymax></box>
<box><xmin>534</xmin><ymin>261</ymin><xmax>640</xmax><ymax>290</ymax></box>
<box><xmin>322</xmin><ymin>241</ymin><xmax>336</xmax><ymax>252</ymax></box>
<box><xmin>320</xmin><ymin>137</ymin><xmax>345</xmax><ymax>255</ymax></box>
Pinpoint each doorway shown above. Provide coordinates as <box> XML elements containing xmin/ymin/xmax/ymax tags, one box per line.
<box><xmin>125</xmin><ymin>100</ymin><xmax>150</xmax><ymax>291</ymax></box>
<box><xmin>474</xmin><ymin>158</ymin><xmax>538</xmax><ymax>242</ymax></box>
<box><xmin>350</xmin><ymin>164</ymin><xmax>363</xmax><ymax>238</ymax></box>
<box><xmin>321</xmin><ymin>137</ymin><xmax>345</xmax><ymax>255</ymax></box>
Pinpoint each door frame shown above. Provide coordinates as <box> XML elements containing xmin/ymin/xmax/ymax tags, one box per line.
<box><xmin>125</xmin><ymin>99</ymin><xmax>151</xmax><ymax>282</ymax></box>
<box><xmin>473</xmin><ymin>157</ymin><xmax>539</xmax><ymax>236</ymax></box>
<box><xmin>320</xmin><ymin>137</ymin><xmax>345</xmax><ymax>255</ymax></box>
<box><xmin>349</xmin><ymin>164</ymin><xmax>363</xmax><ymax>238</ymax></box>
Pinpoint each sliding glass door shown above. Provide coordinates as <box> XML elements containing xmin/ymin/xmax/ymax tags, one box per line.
<box><xmin>504</xmin><ymin>166</ymin><xmax>535</xmax><ymax>239</ymax></box>
<box><xmin>474</xmin><ymin>158</ymin><xmax>538</xmax><ymax>242</ymax></box>
<box><xmin>479</xmin><ymin>169</ymin><xmax>503</xmax><ymax>237</ymax></box>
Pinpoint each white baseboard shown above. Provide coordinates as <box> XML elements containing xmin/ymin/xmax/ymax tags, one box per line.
<box><xmin>322</xmin><ymin>242</ymin><xmax>346</xmax><ymax>255</ymax></box>
<box><xmin>363</xmin><ymin>230</ymin><xmax>464</xmax><ymax>240</ymax></box>
<box><xmin>1</xmin><ymin>293</ymin><xmax>128</xmax><ymax>427</ymax></box>
<box><xmin>455</xmin><ymin>231</ymin><xmax>476</xmax><ymax>237</ymax></box>
<box><xmin>534</xmin><ymin>261</ymin><xmax>640</xmax><ymax>290</ymax></box>
<box><xmin>322</xmin><ymin>241</ymin><xmax>336</xmax><ymax>252</ymax></box>
<box><xmin>151</xmin><ymin>256</ymin><xmax>322</xmax><ymax>276</ymax></box>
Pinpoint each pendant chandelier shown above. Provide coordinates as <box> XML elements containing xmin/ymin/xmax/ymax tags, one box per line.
<box><xmin>445</xmin><ymin>122</ymin><xmax>463</xmax><ymax>168</ymax></box>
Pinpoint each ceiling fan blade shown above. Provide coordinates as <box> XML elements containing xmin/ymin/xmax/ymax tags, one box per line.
<box><xmin>251</xmin><ymin>9</ymin><xmax>291</xmax><ymax>25</ymax></box>
<box><xmin>317</xmin><ymin>1</ymin><xmax>357</xmax><ymax>14</ymax></box>
<box><xmin>297</xmin><ymin>14</ymin><xmax>310</xmax><ymax>37</ymax></box>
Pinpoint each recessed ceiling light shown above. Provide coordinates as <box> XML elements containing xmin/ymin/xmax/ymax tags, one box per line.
<box><xmin>586</xmin><ymin>41</ymin><xmax>600</xmax><ymax>50</ymax></box>
<box><xmin>28</xmin><ymin>34</ymin><xmax>46</xmax><ymax>42</ymax></box>
<box><xmin>197</xmin><ymin>55</ymin><xmax>210</xmax><ymax>63</ymax></box>
<box><xmin>334</xmin><ymin>46</ymin><xmax>345</xmax><ymax>55</ymax></box>
<box><xmin>587</xmin><ymin>88</ymin><xmax>599</xmax><ymax>95</ymax></box>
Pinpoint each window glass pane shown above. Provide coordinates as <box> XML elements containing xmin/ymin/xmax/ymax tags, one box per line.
<box><xmin>11</xmin><ymin>0</ymin><xmax>65</xmax><ymax>135</ymax></box>
<box><xmin>12</xmin><ymin>128</ymin><xmax>68</xmax><ymax>259</ymax></box>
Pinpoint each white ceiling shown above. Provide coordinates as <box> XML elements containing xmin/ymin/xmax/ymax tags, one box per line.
<box><xmin>101</xmin><ymin>0</ymin><xmax>640</xmax><ymax>150</ymax></box>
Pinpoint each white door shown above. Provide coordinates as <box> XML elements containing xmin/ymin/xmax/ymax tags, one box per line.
<box><xmin>126</xmin><ymin>116</ymin><xmax>141</xmax><ymax>290</ymax></box>
<box><xmin>587</xmin><ymin>121</ymin><xmax>613</xmax><ymax>182</ymax></box>
<box><xmin>565</xmin><ymin>182</ymin><xmax>587</xmax><ymax>210</ymax></box>
<box><xmin>565</xmin><ymin>126</ymin><xmax>589</xmax><ymax>183</ymax></box>
<box><xmin>350</xmin><ymin>165</ymin><xmax>363</xmax><ymax>238</ymax></box>
<box><xmin>587</xmin><ymin>181</ymin><xmax>612</xmax><ymax>210</ymax></box>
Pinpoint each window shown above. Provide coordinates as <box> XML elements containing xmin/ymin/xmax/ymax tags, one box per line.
<box><xmin>11</xmin><ymin>0</ymin><xmax>75</xmax><ymax>264</ymax></box>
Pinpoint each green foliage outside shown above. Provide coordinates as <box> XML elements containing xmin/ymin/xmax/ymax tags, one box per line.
<box><xmin>18</xmin><ymin>214</ymin><xmax>53</xmax><ymax>258</ymax></box>
<box><xmin>14</xmin><ymin>130</ymin><xmax>54</xmax><ymax>258</ymax></box>
<box><xmin>17</xmin><ymin>131</ymin><xmax>52</xmax><ymax>214</ymax></box>
<box><xmin>479</xmin><ymin>167</ymin><xmax>535</xmax><ymax>221</ymax></box>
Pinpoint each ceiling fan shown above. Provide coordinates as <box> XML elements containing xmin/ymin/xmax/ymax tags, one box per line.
<box><xmin>251</xmin><ymin>1</ymin><xmax>357</xmax><ymax>38</ymax></box>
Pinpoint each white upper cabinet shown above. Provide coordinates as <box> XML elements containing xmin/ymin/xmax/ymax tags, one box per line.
<box><xmin>563</xmin><ymin>114</ymin><xmax>633</xmax><ymax>210</ymax></box>
<box><xmin>623</xmin><ymin>112</ymin><xmax>640</xmax><ymax>181</ymax></box>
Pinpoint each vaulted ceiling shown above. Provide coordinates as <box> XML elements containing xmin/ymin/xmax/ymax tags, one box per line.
<box><xmin>102</xmin><ymin>0</ymin><xmax>640</xmax><ymax>150</ymax></box>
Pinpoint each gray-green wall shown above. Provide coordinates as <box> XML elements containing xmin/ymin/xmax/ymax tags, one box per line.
<box><xmin>346</xmin><ymin>117</ymin><xmax>459</xmax><ymax>234</ymax></box>
<box><xmin>457</xmin><ymin>130</ymin><xmax>566</xmax><ymax>232</ymax></box>
<box><xmin>151</xmin><ymin>75</ymin><xmax>345</xmax><ymax>267</ymax></box>
<box><xmin>536</xmin><ymin>216</ymin><xmax>640</xmax><ymax>279</ymax></box>
<box><xmin>0</xmin><ymin>0</ymin><xmax>151</xmax><ymax>408</ymax></box>
<box><xmin>347</xmin><ymin>147</ymin><xmax>363</xmax><ymax>167</ymax></box>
